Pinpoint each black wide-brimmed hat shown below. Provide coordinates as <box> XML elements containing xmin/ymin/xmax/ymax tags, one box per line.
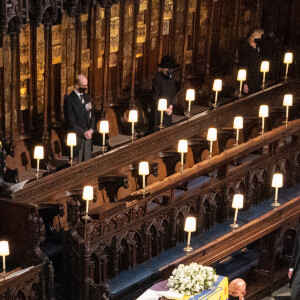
<box><xmin>158</xmin><ymin>55</ymin><xmax>180</xmax><ymax>69</ymax></box>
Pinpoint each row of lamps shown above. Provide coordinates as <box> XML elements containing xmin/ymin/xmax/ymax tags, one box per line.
<box><xmin>184</xmin><ymin>52</ymin><xmax>293</xmax><ymax>114</ymax></box>
<box><xmin>183</xmin><ymin>172</ymin><xmax>283</xmax><ymax>253</ymax></box>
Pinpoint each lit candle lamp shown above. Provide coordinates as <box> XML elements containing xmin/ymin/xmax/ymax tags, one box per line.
<box><xmin>128</xmin><ymin>109</ymin><xmax>138</xmax><ymax>142</ymax></box>
<box><xmin>283</xmin><ymin>94</ymin><xmax>293</xmax><ymax>126</ymax></box>
<box><xmin>271</xmin><ymin>173</ymin><xmax>283</xmax><ymax>208</ymax></box>
<box><xmin>207</xmin><ymin>128</ymin><xmax>217</xmax><ymax>162</ymax></box>
<box><xmin>158</xmin><ymin>98</ymin><xmax>168</xmax><ymax>130</ymax></box>
<box><xmin>184</xmin><ymin>216</ymin><xmax>196</xmax><ymax>253</ymax></box>
<box><xmin>139</xmin><ymin>161</ymin><xmax>149</xmax><ymax>197</ymax></box>
<box><xmin>82</xmin><ymin>185</ymin><xmax>93</xmax><ymax>220</ymax></box>
<box><xmin>284</xmin><ymin>52</ymin><xmax>293</xmax><ymax>81</ymax></box>
<box><xmin>67</xmin><ymin>133</ymin><xmax>77</xmax><ymax>165</ymax></box>
<box><xmin>230</xmin><ymin>194</ymin><xmax>244</xmax><ymax>229</ymax></box>
<box><xmin>34</xmin><ymin>146</ymin><xmax>44</xmax><ymax>180</ymax></box>
<box><xmin>237</xmin><ymin>69</ymin><xmax>247</xmax><ymax>98</ymax></box>
<box><xmin>185</xmin><ymin>89</ymin><xmax>195</xmax><ymax>119</ymax></box>
<box><xmin>260</xmin><ymin>61</ymin><xmax>269</xmax><ymax>90</ymax></box>
<box><xmin>99</xmin><ymin>120</ymin><xmax>109</xmax><ymax>153</ymax></box>
<box><xmin>233</xmin><ymin>116</ymin><xmax>243</xmax><ymax>148</ymax></box>
<box><xmin>259</xmin><ymin>105</ymin><xmax>269</xmax><ymax>137</ymax></box>
<box><xmin>177</xmin><ymin>139</ymin><xmax>188</xmax><ymax>172</ymax></box>
<box><xmin>212</xmin><ymin>79</ymin><xmax>222</xmax><ymax>109</ymax></box>
<box><xmin>0</xmin><ymin>241</ymin><xmax>9</xmax><ymax>278</ymax></box>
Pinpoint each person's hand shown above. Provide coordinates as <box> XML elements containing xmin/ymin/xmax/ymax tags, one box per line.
<box><xmin>243</xmin><ymin>84</ymin><xmax>249</xmax><ymax>94</ymax></box>
<box><xmin>289</xmin><ymin>270</ymin><xmax>293</xmax><ymax>279</ymax></box>
<box><xmin>84</xmin><ymin>129</ymin><xmax>93</xmax><ymax>139</ymax></box>
<box><xmin>166</xmin><ymin>105</ymin><xmax>173</xmax><ymax>115</ymax></box>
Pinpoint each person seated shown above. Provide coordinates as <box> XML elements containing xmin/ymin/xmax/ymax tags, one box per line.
<box><xmin>228</xmin><ymin>278</ymin><xmax>246</xmax><ymax>300</ymax></box>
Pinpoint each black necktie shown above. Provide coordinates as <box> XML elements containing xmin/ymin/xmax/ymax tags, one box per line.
<box><xmin>80</xmin><ymin>94</ymin><xmax>84</xmax><ymax>104</ymax></box>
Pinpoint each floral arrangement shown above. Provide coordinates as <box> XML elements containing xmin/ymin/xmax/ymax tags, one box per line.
<box><xmin>167</xmin><ymin>263</ymin><xmax>216</xmax><ymax>295</ymax></box>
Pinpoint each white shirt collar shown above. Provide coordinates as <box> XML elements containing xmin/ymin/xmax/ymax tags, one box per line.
<box><xmin>74</xmin><ymin>88</ymin><xmax>82</xmax><ymax>99</ymax></box>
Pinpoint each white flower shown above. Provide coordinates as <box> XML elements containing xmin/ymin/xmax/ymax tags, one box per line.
<box><xmin>167</xmin><ymin>263</ymin><xmax>216</xmax><ymax>295</ymax></box>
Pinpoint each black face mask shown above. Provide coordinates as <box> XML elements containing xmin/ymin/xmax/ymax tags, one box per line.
<box><xmin>78</xmin><ymin>87</ymin><xmax>87</xmax><ymax>94</ymax></box>
<box><xmin>254</xmin><ymin>38</ymin><xmax>263</xmax><ymax>46</ymax></box>
<box><xmin>229</xmin><ymin>295</ymin><xmax>240</xmax><ymax>300</ymax></box>
<box><xmin>165</xmin><ymin>70</ymin><xmax>173</xmax><ymax>78</ymax></box>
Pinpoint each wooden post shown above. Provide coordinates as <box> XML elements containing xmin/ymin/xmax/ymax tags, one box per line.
<box><xmin>232</xmin><ymin>0</ymin><xmax>241</xmax><ymax>65</ymax></box>
<box><xmin>74</xmin><ymin>14</ymin><xmax>81</xmax><ymax>78</ymax></box>
<box><xmin>117</xmin><ymin>1</ymin><xmax>125</xmax><ymax>99</ymax></box>
<box><xmin>158</xmin><ymin>0</ymin><xmax>165</xmax><ymax>64</ymax></box>
<box><xmin>192</xmin><ymin>0</ymin><xmax>201</xmax><ymax>74</ymax></box>
<box><xmin>130</xmin><ymin>0</ymin><xmax>140</xmax><ymax>104</ymax></box>
<box><xmin>205</xmin><ymin>0</ymin><xmax>215</xmax><ymax>82</ymax></box>
<box><xmin>42</xmin><ymin>23</ymin><xmax>50</xmax><ymax>141</ymax></box>
<box><xmin>181</xmin><ymin>0</ymin><xmax>190</xmax><ymax>86</ymax></box>
<box><xmin>89</xmin><ymin>6</ymin><xmax>95</xmax><ymax>99</ymax></box>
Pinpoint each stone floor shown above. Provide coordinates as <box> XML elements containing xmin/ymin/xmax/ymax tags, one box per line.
<box><xmin>262</xmin><ymin>283</ymin><xmax>291</xmax><ymax>299</ymax></box>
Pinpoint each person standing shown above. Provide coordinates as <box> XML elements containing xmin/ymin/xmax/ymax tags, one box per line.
<box><xmin>65</xmin><ymin>74</ymin><xmax>95</xmax><ymax>162</ymax></box>
<box><xmin>152</xmin><ymin>55</ymin><xmax>179</xmax><ymax>131</ymax></box>
<box><xmin>240</xmin><ymin>28</ymin><xmax>264</xmax><ymax>94</ymax></box>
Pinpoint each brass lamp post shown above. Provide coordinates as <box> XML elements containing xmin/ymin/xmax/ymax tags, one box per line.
<box><xmin>184</xmin><ymin>216</ymin><xmax>196</xmax><ymax>253</ymax></box>
<box><xmin>230</xmin><ymin>194</ymin><xmax>244</xmax><ymax>229</ymax></box>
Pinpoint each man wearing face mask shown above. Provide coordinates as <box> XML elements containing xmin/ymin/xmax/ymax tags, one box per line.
<box><xmin>240</xmin><ymin>28</ymin><xmax>264</xmax><ymax>94</ymax></box>
<box><xmin>152</xmin><ymin>55</ymin><xmax>179</xmax><ymax>132</ymax></box>
<box><xmin>228</xmin><ymin>278</ymin><xmax>246</xmax><ymax>300</ymax></box>
<box><xmin>65</xmin><ymin>74</ymin><xmax>95</xmax><ymax>162</ymax></box>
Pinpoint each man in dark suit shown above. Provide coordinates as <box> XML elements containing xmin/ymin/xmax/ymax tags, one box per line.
<box><xmin>65</xmin><ymin>74</ymin><xmax>95</xmax><ymax>162</ymax></box>
<box><xmin>289</xmin><ymin>225</ymin><xmax>300</xmax><ymax>300</ymax></box>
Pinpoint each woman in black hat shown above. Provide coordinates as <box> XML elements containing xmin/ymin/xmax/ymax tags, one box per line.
<box><xmin>152</xmin><ymin>55</ymin><xmax>179</xmax><ymax>131</ymax></box>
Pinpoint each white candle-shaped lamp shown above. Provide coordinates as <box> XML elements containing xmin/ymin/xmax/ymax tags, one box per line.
<box><xmin>139</xmin><ymin>161</ymin><xmax>149</xmax><ymax>197</ymax></box>
<box><xmin>207</xmin><ymin>128</ymin><xmax>217</xmax><ymax>162</ymax></box>
<box><xmin>34</xmin><ymin>146</ymin><xmax>44</xmax><ymax>179</ymax></box>
<box><xmin>260</xmin><ymin>61</ymin><xmax>269</xmax><ymax>90</ymax></box>
<box><xmin>283</xmin><ymin>94</ymin><xmax>293</xmax><ymax>125</ymax></box>
<box><xmin>67</xmin><ymin>133</ymin><xmax>77</xmax><ymax>165</ymax></box>
<box><xmin>259</xmin><ymin>105</ymin><xmax>269</xmax><ymax>137</ymax></box>
<box><xmin>237</xmin><ymin>69</ymin><xmax>247</xmax><ymax>98</ymax></box>
<box><xmin>99</xmin><ymin>120</ymin><xmax>109</xmax><ymax>153</ymax></box>
<box><xmin>271</xmin><ymin>173</ymin><xmax>283</xmax><ymax>208</ymax></box>
<box><xmin>128</xmin><ymin>109</ymin><xmax>138</xmax><ymax>142</ymax></box>
<box><xmin>230</xmin><ymin>194</ymin><xmax>244</xmax><ymax>229</ymax></box>
<box><xmin>284</xmin><ymin>52</ymin><xmax>293</xmax><ymax>81</ymax></box>
<box><xmin>233</xmin><ymin>116</ymin><xmax>243</xmax><ymax>147</ymax></box>
<box><xmin>82</xmin><ymin>185</ymin><xmax>93</xmax><ymax>220</ymax></box>
<box><xmin>212</xmin><ymin>79</ymin><xmax>222</xmax><ymax>109</ymax></box>
<box><xmin>186</xmin><ymin>89</ymin><xmax>195</xmax><ymax>118</ymax></box>
<box><xmin>177</xmin><ymin>139</ymin><xmax>188</xmax><ymax>172</ymax></box>
<box><xmin>158</xmin><ymin>98</ymin><xmax>168</xmax><ymax>129</ymax></box>
<box><xmin>184</xmin><ymin>216</ymin><xmax>196</xmax><ymax>253</ymax></box>
<box><xmin>0</xmin><ymin>241</ymin><xmax>9</xmax><ymax>278</ymax></box>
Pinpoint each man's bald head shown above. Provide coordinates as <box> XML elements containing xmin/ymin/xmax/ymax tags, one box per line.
<box><xmin>229</xmin><ymin>278</ymin><xmax>246</xmax><ymax>300</ymax></box>
<box><xmin>75</xmin><ymin>74</ymin><xmax>88</xmax><ymax>87</ymax></box>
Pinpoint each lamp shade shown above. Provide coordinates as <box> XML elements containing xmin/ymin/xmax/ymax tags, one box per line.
<box><xmin>259</xmin><ymin>105</ymin><xmax>269</xmax><ymax>118</ymax></box>
<box><xmin>233</xmin><ymin>116</ymin><xmax>243</xmax><ymax>129</ymax></box>
<box><xmin>260</xmin><ymin>61</ymin><xmax>270</xmax><ymax>72</ymax></box>
<box><xmin>158</xmin><ymin>98</ymin><xmax>168</xmax><ymax>111</ymax></box>
<box><xmin>184</xmin><ymin>216</ymin><xmax>196</xmax><ymax>232</ymax></box>
<box><xmin>34</xmin><ymin>146</ymin><xmax>44</xmax><ymax>160</ymax></box>
<box><xmin>82</xmin><ymin>186</ymin><xmax>93</xmax><ymax>201</ymax></box>
<box><xmin>128</xmin><ymin>110</ymin><xmax>138</xmax><ymax>123</ymax></box>
<box><xmin>213</xmin><ymin>79</ymin><xmax>222</xmax><ymax>91</ymax></box>
<box><xmin>272</xmin><ymin>173</ymin><xmax>283</xmax><ymax>188</ymax></box>
<box><xmin>283</xmin><ymin>94</ymin><xmax>293</xmax><ymax>106</ymax></box>
<box><xmin>0</xmin><ymin>241</ymin><xmax>9</xmax><ymax>256</ymax></box>
<box><xmin>186</xmin><ymin>89</ymin><xmax>195</xmax><ymax>101</ymax></box>
<box><xmin>67</xmin><ymin>133</ymin><xmax>77</xmax><ymax>146</ymax></box>
<box><xmin>284</xmin><ymin>52</ymin><xmax>293</xmax><ymax>64</ymax></box>
<box><xmin>139</xmin><ymin>161</ymin><xmax>149</xmax><ymax>175</ymax></box>
<box><xmin>99</xmin><ymin>120</ymin><xmax>109</xmax><ymax>133</ymax></box>
<box><xmin>232</xmin><ymin>194</ymin><xmax>244</xmax><ymax>209</ymax></box>
<box><xmin>237</xmin><ymin>69</ymin><xmax>247</xmax><ymax>81</ymax></box>
<box><xmin>207</xmin><ymin>128</ymin><xmax>217</xmax><ymax>141</ymax></box>
<box><xmin>178</xmin><ymin>139</ymin><xmax>188</xmax><ymax>153</ymax></box>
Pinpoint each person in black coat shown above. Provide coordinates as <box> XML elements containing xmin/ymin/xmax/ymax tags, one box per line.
<box><xmin>289</xmin><ymin>225</ymin><xmax>300</xmax><ymax>300</ymax></box>
<box><xmin>240</xmin><ymin>28</ymin><xmax>264</xmax><ymax>94</ymax></box>
<box><xmin>152</xmin><ymin>55</ymin><xmax>179</xmax><ymax>131</ymax></box>
<box><xmin>65</xmin><ymin>74</ymin><xmax>95</xmax><ymax>162</ymax></box>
